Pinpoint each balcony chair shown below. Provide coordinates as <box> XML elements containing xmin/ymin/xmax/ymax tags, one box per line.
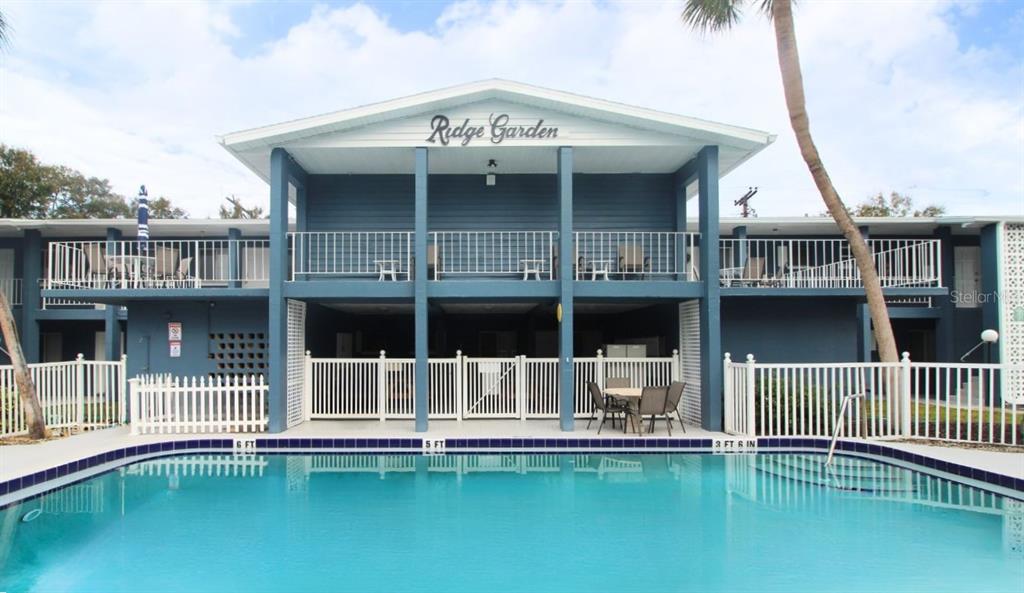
<box><xmin>82</xmin><ymin>243</ymin><xmax>111</xmax><ymax>288</ymax></box>
<box><xmin>723</xmin><ymin>256</ymin><xmax>766</xmax><ymax>287</ymax></box>
<box><xmin>605</xmin><ymin>377</ymin><xmax>630</xmax><ymax>389</ymax></box>
<box><xmin>152</xmin><ymin>246</ymin><xmax>179</xmax><ymax>288</ymax></box>
<box><xmin>649</xmin><ymin>381</ymin><xmax>686</xmax><ymax>435</ymax></box>
<box><xmin>617</xmin><ymin>244</ymin><xmax>650</xmax><ymax>279</ymax></box>
<box><xmin>637</xmin><ymin>386</ymin><xmax>669</xmax><ymax>434</ymax></box>
<box><xmin>427</xmin><ymin>244</ymin><xmax>440</xmax><ymax>280</ymax></box>
<box><xmin>173</xmin><ymin>257</ymin><xmax>196</xmax><ymax>288</ymax></box>
<box><xmin>586</xmin><ymin>382</ymin><xmax>629</xmax><ymax>433</ymax></box>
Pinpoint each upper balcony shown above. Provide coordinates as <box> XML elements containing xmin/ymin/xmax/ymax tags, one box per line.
<box><xmin>286</xmin><ymin>230</ymin><xmax>698</xmax><ymax>282</ymax></box>
<box><xmin>44</xmin><ymin>239</ymin><xmax>270</xmax><ymax>298</ymax></box>
<box><xmin>718</xmin><ymin>238</ymin><xmax>943</xmax><ymax>291</ymax></box>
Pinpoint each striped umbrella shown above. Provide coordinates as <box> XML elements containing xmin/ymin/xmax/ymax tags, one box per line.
<box><xmin>137</xmin><ymin>185</ymin><xmax>149</xmax><ymax>255</ymax></box>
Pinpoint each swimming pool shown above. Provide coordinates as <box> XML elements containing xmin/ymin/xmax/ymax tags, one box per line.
<box><xmin>2</xmin><ymin>453</ymin><xmax>1021</xmax><ymax>592</ymax></box>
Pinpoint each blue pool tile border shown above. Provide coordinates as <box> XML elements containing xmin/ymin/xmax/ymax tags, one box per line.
<box><xmin>1</xmin><ymin>436</ymin><xmax>1021</xmax><ymax>507</ymax></box>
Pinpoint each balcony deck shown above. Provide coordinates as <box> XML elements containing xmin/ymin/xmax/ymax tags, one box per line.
<box><xmin>43</xmin><ymin>233</ymin><xmax>945</xmax><ymax>301</ymax></box>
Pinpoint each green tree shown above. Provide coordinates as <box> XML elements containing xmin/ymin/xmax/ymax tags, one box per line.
<box><xmin>46</xmin><ymin>166</ymin><xmax>132</xmax><ymax>218</ymax></box>
<box><xmin>129</xmin><ymin>196</ymin><xmax>188</xmax><ymax>219</ymax></box>
<box><xmin>0</xmin><ymin>145</ymin><xmax>56</xmax><ymax>218</ymax></box>
<box><xmin>219</xmin><ymin>195</ymin><xmax>264</xmax><ymax>219</ymax></box>
<box><xmin>682</xmin><ymin>0</ymin><xmax>899</xmax><ymax>364</ymax></box>
<box><xmin>851</xmin><ymin>192</ymin><xmax>946</xmax><ymax>217</ymax></box>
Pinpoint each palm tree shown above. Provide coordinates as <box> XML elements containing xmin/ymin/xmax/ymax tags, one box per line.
<box><xmin>682</xmin><ymin>0</ymin><xmax>899</xmax><ymax>364</ymax></box>
<box><xmin>0</xmin><ymin>9</ymin><xmax>48</xmax><ymax>439</ymax></box>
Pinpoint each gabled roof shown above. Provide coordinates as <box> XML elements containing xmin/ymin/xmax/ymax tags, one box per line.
<box><xmin>218</xmin><ymin>79</ymin><xmax>776</xmax><ymax>181</ymax></box>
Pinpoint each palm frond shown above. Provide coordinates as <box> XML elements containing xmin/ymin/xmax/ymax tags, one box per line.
<box><xmin>680</xmin><ymin>0</ymin><xmax>745</xmax><ymax>33</ymax></box>
<box><xmin>0</xmin><ymin>11</ymin><xmax>7</xmax><ymax>47</ymax></box>
<box><xmin>681</xmin><ymin>0</ymin><xmax>779</xmax><ymax>33</ymax></box>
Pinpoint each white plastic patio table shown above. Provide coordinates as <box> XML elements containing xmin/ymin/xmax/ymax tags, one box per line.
<box><xmin>375</xmin><ymin>259</ymin><xmax>399</xmax><ymax>281</ymax></box>
<box><xmin>520</xmin><ymin>259</ymin><xmax>545</xmax><ymax>280</ymax></box>
<box><xmin>604</xmin><ymin>387</ymin><xmax>645</xmax><ymax>435</ymax></box>
<box><xmin>589</xmin><ymin>259</ymin><xmax>611</xmax><ymax>281</ymax></box>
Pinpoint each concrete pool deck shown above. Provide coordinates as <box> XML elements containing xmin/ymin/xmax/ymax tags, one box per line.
<box><xmin>1</xmin><ymin>422</ymin><xmax>1022</xmax><ymax>500</ymax></box>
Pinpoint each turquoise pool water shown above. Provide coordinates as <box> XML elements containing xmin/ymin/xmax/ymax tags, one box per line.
<box><xmin>1</xmin><ymin>453</ymin><xmax>1021</xmax><ymax>593</ymax></box>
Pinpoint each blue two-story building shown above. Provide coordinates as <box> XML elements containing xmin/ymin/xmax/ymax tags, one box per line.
<box><xmin>13</xmin><ymin>80</ymin><xmax>1020</xmax><ymax>434</ymax></box>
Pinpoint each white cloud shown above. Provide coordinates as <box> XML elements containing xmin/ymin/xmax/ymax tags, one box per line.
<box><xmin>0</xmin><ymin>0</ymin><xmax>1020</xmax><ymax>218</ymax></box>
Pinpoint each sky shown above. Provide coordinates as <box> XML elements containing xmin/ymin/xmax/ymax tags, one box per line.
<box><xmin>1</xmin><ymin>0</ymin><xmax>1022</xmax><ymax>219</ymax></box>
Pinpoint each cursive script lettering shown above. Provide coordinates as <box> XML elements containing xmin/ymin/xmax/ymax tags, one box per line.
<box><xmin>426</xmin><ymin>113</ymin><xmax>558</xmax><ymax>146</ymax></box>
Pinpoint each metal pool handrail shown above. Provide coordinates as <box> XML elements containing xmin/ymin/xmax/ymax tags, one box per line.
<box><xmin>825</xmin><ymin>393</ymin><xmax>866</xmax><ymax>467</ymax></box>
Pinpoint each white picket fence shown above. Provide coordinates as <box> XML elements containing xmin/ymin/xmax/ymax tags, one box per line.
<box><xmin>724</xmin><ymin>353</ymin><xmax>1024</xmax><ymax>446</ymax></box>
<box><xmin>0</xmin><ymin>355</ymin><xmax>126</xmax><ymax>438</ymax></box>
<box><xmin>129</xmin><ymin>374</ymin><xmax>268</xmax><ymax>434</ymax></box>
<box><xmin>306</xmin><ymin>350</ymin><xmax>681</xmax><ymax>421</ymax></box>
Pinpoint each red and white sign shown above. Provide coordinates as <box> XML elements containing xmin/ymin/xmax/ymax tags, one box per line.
<box><xmin>167</xmin><ymin>322</ymin><xmax>182</xmax><ymax>342</ymax></box>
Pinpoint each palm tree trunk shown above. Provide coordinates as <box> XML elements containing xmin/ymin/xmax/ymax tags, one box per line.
<box><xmin>0</xmin><ymin>290</ymin><xmax>48</xmax><ymax>439</ymax></box>
<box><xmin>770</xmin><ymin>0</ymin><xmax>899</xmax><ymax>365</ymax></box>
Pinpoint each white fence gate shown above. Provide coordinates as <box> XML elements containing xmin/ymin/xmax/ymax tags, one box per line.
<box><xmin>307</xmin><ymin>350</ymin><xmax>682</xmax><ymax>421</ymax></box>
<box><xmin>0</xmin><ymin>355</ymin><xmax>126</xmax><ymax>438</ymax></box>
<box><xmin>724</xmin><ymin>352</ymin><xmax>1024</xmax><ymax>446</ymax></box>
<box><xmin>129</xmin><ymin>374</ymin><xmax>268</xmax><ymax>434</ymax></box>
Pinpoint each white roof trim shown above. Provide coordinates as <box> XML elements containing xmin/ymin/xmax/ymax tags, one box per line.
<box><xmin>218</xmin><ymin>79</ymin><xmax>776</xmax><ymax>180</ymax></box>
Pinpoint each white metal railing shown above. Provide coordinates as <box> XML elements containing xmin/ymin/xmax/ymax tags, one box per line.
<box><xmin>723</xmin><ymin>352</ymin><xmax>1023</xmax><ymax>446</ymax></box>
<box><xmin>288</xmin><ymin>231</ymin><xmax>413</xmax><ymax>281</ymax></box>
<box><xmin>0</xmin><ymin>277</ymin><xmax>22</xmax><ymax>306</ymax></box>
<box><xmin>306</xmin><ymin>350</ymin><xmax>681</xmax><ymax>421</ymax></box>
<box><xmin>573</xmin><ymin>232</ymin><xmax>698</xmax><ymax>280</ymax></box>
<box><xmin>0</xmin><ymin>354</ymin><xmax>126</xmax><ymax>437</ymax></box>
<box><xmin>129</xmin><ymin>374</ymin><xmax>267</xmax><ymax>434</ymax></box>
<box><xmin>718</xmin><ymin>238</ymin><xmax>941</xmax><ymax>288</ymax></box>
<box><xmin>429</xmin><ymin>231</ymin><xmax>557</xmax><ymax>279</ymax></box>
<box><xmin>47</xmin><ymin>239</ymin><xmax>270</xmax><ymax>290</ymax></box>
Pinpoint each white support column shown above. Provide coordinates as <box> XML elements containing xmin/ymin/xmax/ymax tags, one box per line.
<box><xmin>671</xmin><ymin>349</ymin><xmax>680</xmax><ymax>382</ymax></box>
<box><xmin>456</xmin><ymin>350</ymin><xmax>464</xmax><ymax>423</ymax></box>
<box><xmin>745</xmin><ymin>354</ymin><xmax>757</xmax><ymax>437</ymax></box>
<box><xmin>596</xmin><ymin>349</ymin><xmax>605</xmax><ymax>390</ymax></box>
<box><xmin>723</xmin><ymin>353</ymin><xmax>733</xmax><ymax>433</ymax></box>
<box><xmin>303</xmin><ymin>351</ymin><xmax>313</xmax><ymax>422</ymax></box>
<box><xmin>517</xmin><ymin>355</ymin><xmax>526</xmax><ymax>421</ymax></box>
<box><xmin>900</xmin><ymin>351</ymin><xmax>912</xmax><ymax>437</ymax></box>
<box><xmin>119</xmin><ymin>354</ymin><xmax>128</xmax><ymax>424</ymax></box>
<box><xmin>378</xmin><ymin>350</ymin><xmax>387</xmax><ymax>422</ymax></box>
<box><xmin>75</xmin><ymin>353</ymin><xmax>85</xmax><ymax>430</ymax></box>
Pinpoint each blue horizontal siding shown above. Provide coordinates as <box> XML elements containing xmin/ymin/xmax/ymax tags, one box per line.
<box><xmin>304</xmin><ymin>173</ymin><xmax>676</xmax><ymax>232</ymax></box>
<box><xmin>302</xmin><ymin>173</ymin><xmax>676</xmax><ymax>275</ymax></box>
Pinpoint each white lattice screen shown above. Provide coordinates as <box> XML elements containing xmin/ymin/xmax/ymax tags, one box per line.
<box><xmin>678</xmin><ymin>301</ymin><xmax>702</xmax><ymax>426</ymax></box>
<box><xmin>1000</xmin><ymin>223</ymin><xmax>1024</xmax><ymax>403</ymax></box>
<box><xmin>286</xmin><ymin>299</ymin><xmax>307</xmax><ymax>428</ymax></box>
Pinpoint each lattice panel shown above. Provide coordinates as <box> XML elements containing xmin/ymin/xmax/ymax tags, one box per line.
<box><xmin>208</xmin><ymin>331</ymin><xmax>267</xmax><ymax>380</ymax></box>
<box><xmin>678</xmin><ymin>301</ymin><xmax>702</xmax><ymax>426</ymax></box>
<box><xmin>286</xmin><ymin>299</ymin><xmax>307</xmax><ymax>428</ymax></box>
<box><xmin>1001</xmin><ymin>223</ymin><xmax>1024</xmax><ymax>403</ymax></box>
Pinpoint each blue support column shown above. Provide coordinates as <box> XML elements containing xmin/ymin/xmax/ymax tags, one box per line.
<box><xmin>104</xmin><ymin>228</ymin><xmax>123</xmax><ymax>360</ymax></box>
<box><xmin>268</xmin><ymin>148</ymin><xmax>291</xmax><ymax>433</ymax></box>
<box><xmin>858</xmin><ymin>225</ymin><xmax>870</xmax><ymax>241</ymax></box>
<box><xmin>557</xmin><ymin>147</ymin><xmax>575</xmax><ymax>432</ymax></box>
<box><xmin>20</xmin><ymin>230</ymin><xmax>42</xmax><ymax>363</ymax></box>
<box><xmin>856</xmin><ymin>303</ymin><xmax>873</xmax><ymax>362</ymax></box>
<box><xmin>696</xmin><ymin>146</ymin><xmax>722</xmax><ymax>431</ymax></box>
<box><xmin>228</xmin><ymin>227</ymin><xmax>241</xmax><ymax>289</ymax></box>
<box><xmin>414</xmin><ymin>147</ymin><xmax>429</xmax><ymax>432</ymax></box>
<box><xmin>733</xmin><ymin>225</ymin><xmax>747</xmax><ymax>269</ymax></box>
<box><xmin>936</xmin><ymin>226</ymin><xmax>955</xmax><ymax>362</ymax></box>
<box><xmin>979</xmin><ymin>224</ymin><xmax>1000</xmax><ymax>362</ymax></box>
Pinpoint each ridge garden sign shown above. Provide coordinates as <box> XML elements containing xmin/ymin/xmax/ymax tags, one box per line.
<box><xmin>426</xmin><ymin>113</ymin><xmax>559</xmax><ymax>146</ymax></box>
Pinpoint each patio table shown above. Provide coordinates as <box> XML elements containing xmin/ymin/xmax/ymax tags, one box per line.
<box><xmin>604</xmin><ymin>387</ymin><xmax>645</xmax><ymax>436</ymax></box>
<box><xmin>520</xmin><ymin>259</ymin><xmax>546</xmax><ymax>280</ymax></box>
<box><xmin>375</xmin><ymin>259</ymin><xmax>400</xmax><ymax>281</ymax></box>
<box><xmin>106</xmin><ymin>254</ymin><xmax>156</xmax><ymax>289</ymax></box>
<box><xmin>589</xmin><ymin>259</ymin><xmax>612</xmax><ymax>281</ymax></box>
